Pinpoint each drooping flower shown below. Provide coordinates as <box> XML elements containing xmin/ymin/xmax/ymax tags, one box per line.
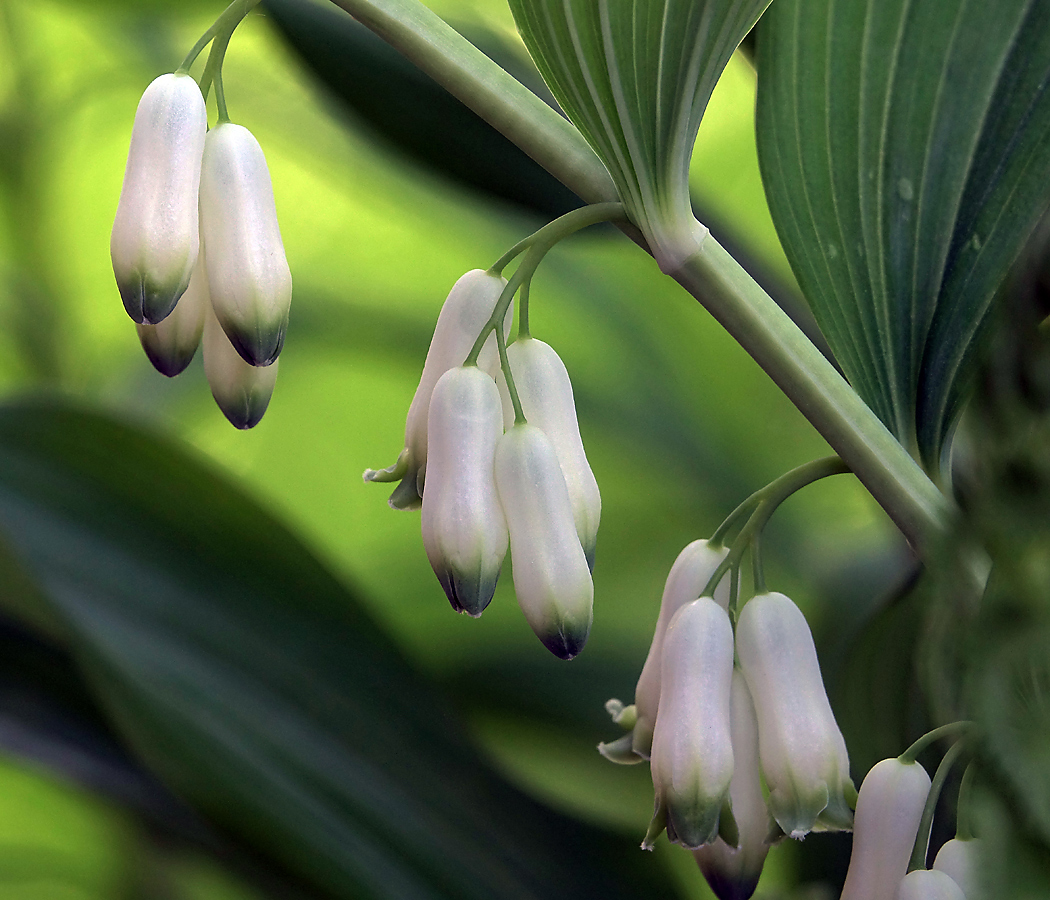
<box><xmin>693</xmin><ymin>670</ymin><xmax>773</xmax><ymax>900</ymax></box>
<box><xmin>840</xmin><ymin>758</ymin><xmax>931</xmax><ymax>900</ymax></box>
<box><xmin>646</xmin><ymin>597</ymin><xmax>735</xmax><ymax>850</ymax></box>
<box><xmin>364</xmin><ymin>269</ymin><xmax>510</xmax><ymax>510</ymax></box>
<box><xmin>201</xmin><ymin>258</ymin><xmax>278</xmax><ymax>430</ymax></box>
<box><xmin>111</xmin><ymin>73</ymin><xmax>207</xmax><ymax>325</ymax></box>
<box><xmin>498</xmin><ymin>336</ymin><xmax>600</xmax><ymax>567</ymax></box>
<box><xmin>895</xmin><ymin>869</ymin><xmax>965</xmax><ymax>900</ymax></box>
<box><xmin>735</xmin><ymin>591</ymin><xmax>856</xmax><ymax>838</ymax></box>
<box><xmin>136</xmin><ymin>243</ymin><xmax>207</xmax><ymax>377</ymax></box>
<box><xmin>495</xmin><ymin>422</ymin><xmax>592</xmax><ymax>659</ymax></box>
<box><xmin>933</xmin><ymin>838</ymin><xmax>980</xmax><ymax>898</ymax></box>
<box><xmin>624</xmin><ymin>539</ymin><xmax>729</xmax><ymax>760</ymax></box>
<box><xmin>198</xmin><ymin>122</ymin><xmax>291</xmax><ymax>368</ymax></box>
<box><xmin>420</xmin><ymin>366</ymin><xmax>509</xmax><ymax>616</ymax></box>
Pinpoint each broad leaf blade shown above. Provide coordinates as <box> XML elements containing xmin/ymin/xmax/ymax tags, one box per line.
<box><xmin>918</xmin><ymin>1</ymin><xmax>1050</xmax><ymax>459</ymax></box>
<box><xmin>756</xmin><ymin>0</ymin><xmax>1050</xmax><ymax>463</ymax></box>
<box><xmin>509</xmin><ymin>0</ymin><xmax>770</xmax><ymax>262</ymax></box>
<box><xmin>0</xmin><ymin>400</ymin><xmax>676</xmax><ymax>900</ymax></box>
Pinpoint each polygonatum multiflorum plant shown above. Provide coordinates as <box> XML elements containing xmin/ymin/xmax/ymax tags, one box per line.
<box><xmin>108</xmin><ymin>0</ymin><xmax>1050</xmax><ymax>896</ymax></box>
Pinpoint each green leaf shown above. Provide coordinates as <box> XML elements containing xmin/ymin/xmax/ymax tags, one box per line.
<box><xmin>508</xmin><ymin>0</ymin><xmax>771</xmax><ymax>268</ymax></box>
<box><xmin>756</xmin><ymin>0</ymin><xmax>1050</xmax><ymax>466</ymax></box>
<box><xmin>0</xmin><ymin>400</ymin><xmax>678</xmax><ymax>900</ymax></box>
<box><xmin>262</xmin><ymin>0</ymin><xmax>583</xmax><ymax>219</ymax></box>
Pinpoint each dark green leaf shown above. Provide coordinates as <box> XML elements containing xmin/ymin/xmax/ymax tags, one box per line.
<box><xmin>756</xmin><ymin>0</ymin><xmax>1050</xmax><ymax>467</ymax></box>
<box><xmin>262</xmin><ymin>0</ymin><xmax>582</xmax><ymax>219</ymax></box>
<box><xmin>0</xmin><ymin>399</ymin><xmax>678</xmax><ymax>900</ymax></box>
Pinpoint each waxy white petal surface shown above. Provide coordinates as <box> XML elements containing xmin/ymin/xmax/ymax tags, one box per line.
<box><xmin>421</xmin><ymin>366</ymin><xmax>508</xmax><ymax>617</ymax></box>
<box><xmin>199</xmin><ymin>123</ymin><xmax>291</xmax><ymax>367</ymax></box>
<box><xmin>111</xmin><ymin>73</ymin><xmax>206</xmax><ymax>325</ymax></box>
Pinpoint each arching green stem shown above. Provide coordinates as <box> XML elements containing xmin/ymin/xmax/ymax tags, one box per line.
<box><xmin>899</xmin><ymin>722</ymin><xmax>975</xmax><ymax>764</ymax></box>
<box><xmin>703</xmin><ymin>456</ymin><xmax>850</xmax><ymax>598</ymax></box>
<box><xmin>517</xmin><ymin>279</ymin><xmax>532</xmax><ymax>339</ymax></box>
<box><xmin>955</xmin><ymin>761</ymin><xmax>976</xmax><ymax>841</ymax></box>
<box><xmin>908</xmin><ymin>740</ymin><xmax>969</xmax><ymax>873</ymax></box>
<box><xmin>490</xmin><ymin>202</ymin><xmax>626</xmax><ymax>274</ymax></box>
<box><xmin>177</xmin><ymin>0</ymin><xmax>261</xmax><ymax>76</ymax></box>
<box><xmin>751</xmin><ymin>531</ymin><xmax>766</xmax><ymax>594</ymax></box>
<box><xmin>496</xmin><ymin>319</ymin><xmax>525</xmax><ymax>424</ymax></box>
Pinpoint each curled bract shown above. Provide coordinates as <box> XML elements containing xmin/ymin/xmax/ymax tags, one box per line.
<box><xmin>495</xmin><ymin>422</ymin><xmax>592</xmax><ymax>659</ymax></box>
<box><xmin>364</xmin><ymin>269</ymin><xmax>510</xmax><ymax>509</ymax></box>
<box><xmin>420</xmin><ymin>366</ymin><xmax>509</xmax><ymax>617</ymax></box>
<box><xmin>736</xmin><ymin>592</ymin><xmax>855</xmax><ymax>838</ymax></box>
<box><xmin>199</xmin><ymin>122</ymin><xmax>291</xmax><ymax>368</ymax></box>
<box><xmin>647</xmin><ymin>597</ymin><xmax>735</xmax><ymax>850</ymax></box>
<box><xmin>111</xmin><ymin>73</ymin><xmax>207</xmax><ymax>325</ymax></box>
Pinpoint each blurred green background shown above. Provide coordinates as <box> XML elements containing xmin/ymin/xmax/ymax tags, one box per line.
<box><xmin>0</xmin><ymin>1</ymin><xmax>908</xmax><ymax>897</ymax></box>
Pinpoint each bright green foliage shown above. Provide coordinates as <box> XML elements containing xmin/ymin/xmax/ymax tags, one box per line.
<box><xmin>756</xmin><ymin>0</ymin><xmax>1050</xmax><ymax>469</ymax></box>
<box><xmin>508</xmin><ymin>0</ymin><xmax>770</xmax><ymax>268</ymax></box>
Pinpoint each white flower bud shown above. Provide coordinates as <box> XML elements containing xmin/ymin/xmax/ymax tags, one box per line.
<box><xmin>693</xmin><ymin>670</ymin><xmax>772</xmax><ymax>900</ymax></box>
<box><xmin>498</xmin><ymin>337</ymin><xmax>600</xmax><ymax>567</ymax></box>
<box><xmin>421</xmin><ymin>366</ymin><xmax>509</xmax><ymax>616</ymax></box>
<box><xmin>840</xmin><ymin>758</ymin><xmax>931</xmax><ymax>900</ymax></box>
<box><xmin>363</xmin><ymin>270</ymin><xmax>510</xmax><ymax>510</ymax></box>
<box><xmin>630</xmin><ymin>539</ymin><xmax>729</xmax><ymax>759</ymax></box>
<box><xmin>111</xmin><ymin>73</ymin><xmax>206</xmax><ymax>325</ymax></box>
<box><xmin>495</xmin><ymin>423</ymin><xmax>592</xmax><ymax>659</ymax></box>
<box><xmin>202</xmin><ymin>267</ymin><xmax>278</xmax><ymax>429</ymax></box>
<box><xmin>199</xmin><ymin>123</ymin><xmax>291</xmax><ymax>368</ymax></box>
<box><xmin>736</xmin><ymin>592</ymin><xmax>855</xmax><ymax>838</ymax></box>
<box><xmin>933</xmin><ymin>838</ymin><xmax>980</xmax><ymax>898</ymax></box>
<box><xmin>136</xmin><ymin>243</ymin><xmax>206</xmax><ymax>376</ymax></box>
<box><xmin>895</xmin><ymin>869</ymin><xmax>965</xmax><ymax>900</ymax></box>
<box><xmin>647</xmin><ymin>597</ymin><xmax>735</xmax><ymax>849</ymax></box>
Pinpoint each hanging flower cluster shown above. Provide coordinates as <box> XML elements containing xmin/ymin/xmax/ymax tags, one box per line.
<box><xmin>111</xmin><ymin>4</ymin><xmax>290</xmax><ymax>430</ymax></box>
<box><xmin>840</xmin><ymin>743</ymin><xmax>982</xmax><ymax>900</ymax></box>
<box><xmin>365</xmin><ymin>216</ymin><xmax>615</xmax><ymax>658</ymax></box>
<box><xmin>599</xmin><ymin>458</ymin><xmax>860</xmax><ymax>899</ymax></box>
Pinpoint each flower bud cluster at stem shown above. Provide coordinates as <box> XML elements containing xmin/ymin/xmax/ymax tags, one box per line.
<box><xmin>365</xmin><ymin>268</ymin><xmax>601</xmax><ymax>659</ymax></box>
<box><xmin>112</xmin><ymin>71</ymin><xmax>291</xmax><ymax>429</ymax></box>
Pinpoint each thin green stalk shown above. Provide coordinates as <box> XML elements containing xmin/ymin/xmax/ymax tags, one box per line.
<box><xmin>751</xmin><ymin>532</ymin><xmax>766</xmax><ymax>594</ymax></box>
<box><xmin>703</xmin><ymin>456</ymin><xmax>850</xmax><ymax>597</ymax></box>
<box><xmin>177</xmin><ymin>0</ymin><xmax>261</xmax><ymax>75</ymax></box>
<box><xmin>908</xmin><ymin>740</ymin><xmax>968</xmax><ymax>873</ymax></box>
<box><xmin>496</xmin><ymin>323</ymin><xmax>525</xmax><ymax>425</ymax></box>
<box><xmin>491</xmin><ymin>202</ymin><xmax>626</xmax><ymax>273</ymax></box>
<box><xmin>900</xmin><ymin>722</ymin><xmax>974</xmax><ymax>764</ymax></box>
<box><xmin>323</xmin><ymin>0</ymin><xmax>952</xmax><ymax>557</ymax></box>
<box><xmin>955</xmin><ymin>762</ymin><xmax>976</xmax><ymax>840</ymax></box>
<box><xmin>518</xmin><ymin>279</ymin><xmax>531</xmax><ymax>340</ymax></box>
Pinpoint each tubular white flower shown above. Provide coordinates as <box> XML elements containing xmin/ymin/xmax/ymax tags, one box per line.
<box><xmin>364</xmin><ymin>269</ymin><xmax>510</xmax><ymax>510</ymax></box>
<box><xmin>495</xmin><ymin>423</ymin><xmax>592</xmax><ymax>659</ymax></box>
<box><xmin>840</xmin><ymin>758</ymin><xmax>931</xmax><ymax>900</ymax></box>
<box><xmin>630</xmin><ymin>539</ymin><xmax>729</xmax><ymax>759</ymax></box>
<box><xmin>693</xmin><ymin>670</ymin><xmax>772</xmax><ymax>900</ymax></box>
<box><xmin>202</xmin><ymin>270</ymin><xmax>278</xmax><ymax>430</ymax></box>
<box><xmin>895</xmin><ymin>869</ymin><xmax>965</xmax><ymax>900</ymax></box>
<box><xmin>420</xmin><ymin>366</ymin><xmax>509</xmax><ymax>617</ymax></box>
<box><xmin>933</xmin><ymin>838</ymin><xmax>980</xmax><ymax>898</ymax></box>
<box><xmin>647</xmin><ymin>597</ymin><xmax>735</xmax><ymax>849</ymax></box>
<box><xmin>736</xmin><ymin>592</ymin><xmax>855</xmax><ymax>838</ymax></box>
<box><xmin>199</xmin><ymin>122</ymin><xmax>291</xmax><ymax>368</ymax></box>
<box><xmin>498</xmin><ymin>337</ymin><xmax>600</xmax><ymax>568</ymax></box>
<box><xmin>136</xmin><ymin>242</ymin><xmax>206</xmax><ymax>377</ymax></box>
<box><xmin>111</xmin><ymin>73</ymin><xmax>206</xmax><ymax>325</ymax></box>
